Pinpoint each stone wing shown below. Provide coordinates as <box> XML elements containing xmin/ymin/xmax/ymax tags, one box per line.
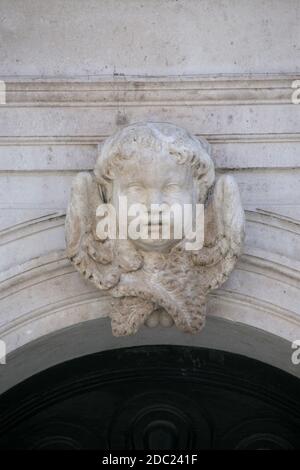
<box><xmin>65</xmin><ymin>172</ymin><xmax>119</xmax><ymax>290</ymax></box>
<box><xmin>192</xmin><ymin>174</ymin><xmax>245</xmax><ymax>290</ymax></box>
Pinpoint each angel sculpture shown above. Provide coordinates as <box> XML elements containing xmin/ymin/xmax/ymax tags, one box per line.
<box><xmin>65</xmin><ymin>122</ymin><xmax>245</xmax><ymax>336</ymax></box>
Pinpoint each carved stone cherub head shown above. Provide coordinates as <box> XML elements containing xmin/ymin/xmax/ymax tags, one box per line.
<box><xmin>66</xmin><ymin>122</ymin><xmax>245</xmax><ymax>336</ymax></box>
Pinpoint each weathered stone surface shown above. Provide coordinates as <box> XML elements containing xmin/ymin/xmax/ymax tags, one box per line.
<box><xmin>1</xmin><ymin>0</ymin><xmax>299</xmax><ymax>76</ymax></box>
<box><xmin>0</xmin><ymin>1</ymin><xmax>299</xmax><ymax>382</ymax></box>
<box><xmin>66</xmin><ymin>123</ymin><xmax>245</xmax><ymax>335</ymax></box>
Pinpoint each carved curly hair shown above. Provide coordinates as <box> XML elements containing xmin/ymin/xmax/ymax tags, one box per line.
<box><xmin>94</xmin><ymin>122</ymin><xmax>215</xmax><ymax>204</ymax></box>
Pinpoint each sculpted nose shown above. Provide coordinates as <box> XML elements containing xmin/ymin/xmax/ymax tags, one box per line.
<box><xmin>147</xmin><ymin>189</ymin><xmax>163</xmax><ymax>208</ymax></box>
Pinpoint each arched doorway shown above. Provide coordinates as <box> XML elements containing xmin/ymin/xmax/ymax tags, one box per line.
<box><xmin>0</xmin><ymin>346</ymin><xmax>299</xmax><ymax>449</ymax></box>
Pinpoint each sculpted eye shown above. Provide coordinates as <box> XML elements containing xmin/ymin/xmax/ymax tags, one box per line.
<box><xmin>164</xmin><ymin>183</ymin><xmax>181</xmax><ymax>192</ymax></box>
<box><xmin>127</xmin><ymin>183</ymin><xmax>144</xmax><ymax>191</ymax></box>
<box><xmin>127</xmin><ymin>183</ymin><xmax>145</xmax><ymax>196</ymax></box>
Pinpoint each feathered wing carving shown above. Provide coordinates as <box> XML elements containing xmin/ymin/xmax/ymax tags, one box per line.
<box><xmin>165</xmin><ymin>174</ymin><xmax>245</xmax><ymax>333</ymax></box>
<box><xmin>110</xmin><ymin>297</ymin><xmax>155</xmax><ymax>337</ymax></box>
<box><xmin>194</xmin><ymin>174</ymin><xmax>245</xmax><ymax>281</ymax></box>
<box><xmin>65</xmin><ymin>172</ymin><xmax>120</xmax><ymax>290</ymax></box>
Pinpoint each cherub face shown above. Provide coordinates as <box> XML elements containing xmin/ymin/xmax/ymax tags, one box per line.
<box><xmin>112</xmin><ymin>150</ymin><xmax>196</xmax><ymax>252</ymax></box>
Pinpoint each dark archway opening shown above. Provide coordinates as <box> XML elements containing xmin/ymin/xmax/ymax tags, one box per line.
<box><xmin>0</xmin><ymin>346</ymin><xmax>299</xmax><ymax>449</ymax></box>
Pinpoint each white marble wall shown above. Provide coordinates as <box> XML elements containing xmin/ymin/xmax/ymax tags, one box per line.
<box><xmin>0</xmin><ymin>0</ymin><xmax>300</xmax><ymax>388</ymax></box>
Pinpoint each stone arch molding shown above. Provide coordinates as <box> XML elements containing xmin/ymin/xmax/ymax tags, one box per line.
<box><xmin>1</xmin><ymin>122</ymin><xmax>300</xmax><ymax>392</ymax></box>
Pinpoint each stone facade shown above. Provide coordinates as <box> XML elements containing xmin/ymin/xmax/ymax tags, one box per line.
<box><xmin>0</xmin><ymin>0</ymin><xmax>300</xmax><ymax>391</ymax></box>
